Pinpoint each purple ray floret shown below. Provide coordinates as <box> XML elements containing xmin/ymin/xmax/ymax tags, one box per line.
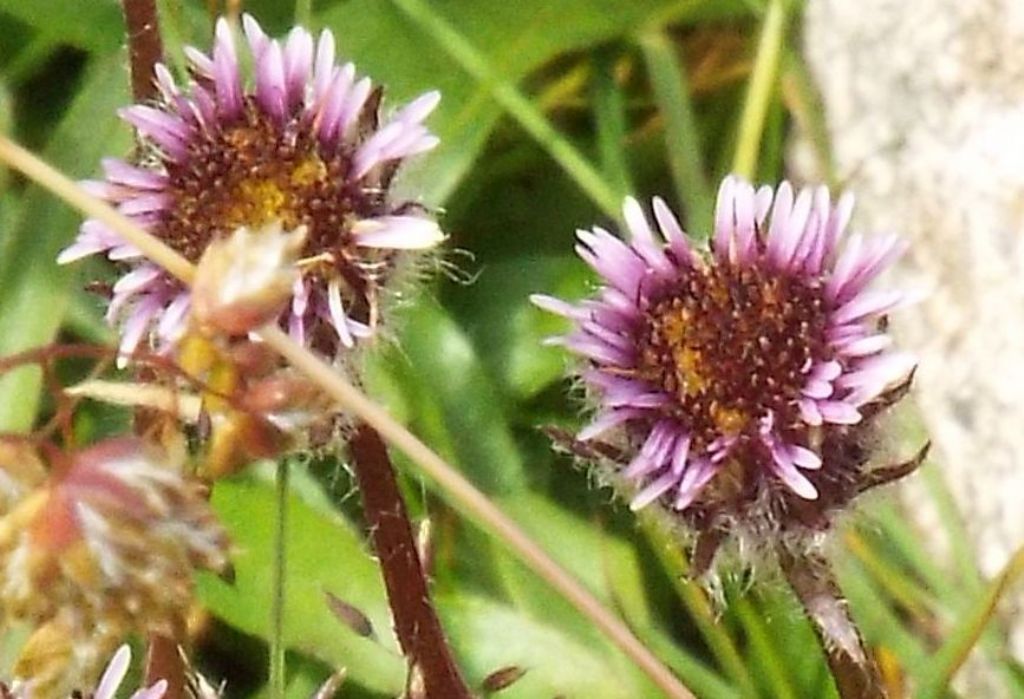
<box><xmin>534</xmin><ymin>177</ymin><xmax>915</xmax><ymax>512</ymax></box>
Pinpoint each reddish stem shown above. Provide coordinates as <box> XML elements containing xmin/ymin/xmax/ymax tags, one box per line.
<box><xmin>347</xmin><ymin>424</ymin><xmax>472</xmax><ymax>698</ymax></box>
<box><xmin>144</xmin><ymin>632</ymin><xmax>186</xmax><ymax>699</ymax></box>
<box><xmin>121</xmin><ymin>0</ymin><xmax>164</xmax><ymax>102</ymax></box>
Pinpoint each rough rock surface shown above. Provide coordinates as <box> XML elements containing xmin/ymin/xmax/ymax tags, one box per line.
<box><xmin>801</xmin><ymin>0</ymin><xmax>1024</xmax><ymax>689</ymax></box>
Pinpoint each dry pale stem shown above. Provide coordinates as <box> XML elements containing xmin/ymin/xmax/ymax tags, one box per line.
<box><xmin>0</xmin><ymin>136</ymin><xmax>693</xmax><ymax>699</ymax></box>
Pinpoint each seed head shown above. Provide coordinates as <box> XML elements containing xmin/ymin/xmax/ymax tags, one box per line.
<box><xmin>0</xmin><ymin>437</ymin><xmax>229</xmax><ymax>683</ymax></box>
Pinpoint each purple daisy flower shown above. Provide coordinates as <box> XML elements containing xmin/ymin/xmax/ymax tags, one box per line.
<box><xmin>60</xmin><ymin>14</ymin><xmax>443</xmax><ymax>360</ymax></box>
<box><xmin>533</xmin><ymin>176</ymin><xmax>916</xmax><ymax>517</ymax></box>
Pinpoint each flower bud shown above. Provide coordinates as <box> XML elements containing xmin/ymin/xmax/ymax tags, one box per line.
<box><xmin>191</xmin><ymin>221</ymin><xmax>306</xmax><ymax>337</ymax></box>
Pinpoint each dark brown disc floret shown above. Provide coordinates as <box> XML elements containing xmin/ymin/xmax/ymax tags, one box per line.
<box><xmin>158</xmin><ymin>101</ymin><xmax>386</xmax><ymax>269</ymax></box>
<box><xmin>635</xmin><ymin>262</ymin><xmax>831</xmax><ymax>450</ymax></box>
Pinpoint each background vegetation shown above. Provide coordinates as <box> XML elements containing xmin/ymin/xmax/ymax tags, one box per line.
<box><xmin>1</xmin><ymin>1</ymin><xmax>1021</xmax><ymax>697</ymax></box>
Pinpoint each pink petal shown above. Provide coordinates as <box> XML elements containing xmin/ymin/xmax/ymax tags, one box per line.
<box><xmin>831</xmin><ymin>289</ymin><xmax>904</xmax><ymax>325</ymax></box>
<box><xmin>798</xmin><ymin>398</ymin><xmax>823</xmax><ymax>426</ymax></box>
<box><xmin>674</xmin><ymin>459</ymin><xmax>717</xmax><ymax>511</ymax></box>
<box><xmin>530</xmin><ymin>294</ymin><xmax>587</xmax><ymax>319</ymax></box>
<box><xmin>578</xmin><ymin>409</ymin><xmax>642</xmax><ymax>441</ymax></box>
<box><xmin>94</xmin><ymin>646</ymin><xmax>131</xmax><ymax>699</ymax></box>
<box><xmin>789</xmin><ymin>444</ymin><xmax>822</xmax><ymax>470</ymax></box>
<box><xmin>129</xmin><ymin>680</ymin><xmax>169</xmax><ymax>699</ymax></box>
<box><xmin>817</xmin><ymin>400</ymin><xmax>862</xmax><ymax>425</ymax></box>
<box><xmin>651</xmin><ymin>196</ymin><xmax>693</xmax><ymax>263</ymax></box>
<box><xmin>351</xmin><ymin>216</ymin><xmax>444</xmax><ymax>249</ymax></box>
<box><xmin>630</xmin><ymin>471</ymin><xmax>680</xmax><ymax>510</ymax></box>
<box><xmin>255</xmin><ymin>40</ymin><xmax>287</xmax><ymax>121</ymax></box>
<box><xmin>768</xmin><ymin>440</ymin><xmax>818</xmax><ymax>499</ymax></box>
<box><xmin>327</xmin><ymin>279</ymin><xmax>354</xmax><ymax>348</ymax></box>
<box><xmin>712</xmin><ymin>176</ymin><xmax>737</xmax><ymax>258</ymax></box>
<box><xmin>313</xmin><ymin>29</ymin><xmax>337</xmax><ymax>100</ymax></box>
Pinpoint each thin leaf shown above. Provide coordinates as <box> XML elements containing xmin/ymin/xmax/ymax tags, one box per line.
<box><xmin>385</xmin><ymin>0</ymin><xmax>621</xmax><ymax>218</ymax></box>
<box><xmin>780</xmin><ymin>47</ymin><xmax>837</xmax><ymax>187</ymax></box>
<box><xmin>734</xmin><ymin>594</ymin><xmax>800</xmax><ymax>699</ymax></box>
<box><xmin>637</xmin><ymin>29</ymin><xmax>714</xmax><ymax>236</ymax></box>
<box><xmin>921</xmin><ymin>463</ymin><xmax>985</xmax><ymax>596</ymax></box>
<box><xmin>732</xmin><ymin>0</ymin><xmax>787</xmax><ymax>178</ymax></box>
<box><xmin>843</xmin><ymin>529</ymin><xmax>937</xmax><ymax>622</ymax></box>
<box><xmin>837</xmin><ymin>557</ymin><xmax>930</xmax><ymax>671</ymax></box>
<box><xmin>591</xmin><ymin>48</ymin><xmax>635</xmax><ymax>201</ymax></box>
<box><xmin>917</xmin><ymin>546</ymin><xmax>1024</xmax><ymax>699</ymax></box>
<box><xmin>389</xmin><ymin>297</ymin><xmax>528</xmax><ymax>495</ymax></box>
<box><xmin>868</xmin><ymin>502</ymin><xmax>955</xmax><ymax>602</ymax></box>
<box><xmin>197</xmin><ymin>469</ymin><xmax>404</xmax><ymax>695</ymax></box>
<box><xmin>0</xmin><ymin>53</ymin><xmax>129</xmax><ymax>432</ymax></box>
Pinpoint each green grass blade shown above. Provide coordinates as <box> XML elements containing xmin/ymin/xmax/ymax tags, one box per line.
<box><xmin>843</xmin><ymin>529</ymin><xmax>937</xmax><ymax>621</ymax></box>
<box><xmin>734</xmin><ymin>594</ymin><xmax>799</xmax><ymax>699</ymax></box>
<box><xmin>0</xmin><ymin>53</ymin><xmax>129</xmax><ymax>432</ymax></box>
<box><xmin>637</xmin><ymin>512</ymin><xmax>759</xmax><ymax>697</ymax></box>
<box><xmin>591</xmin><ymin>48</ymin><xmax>635</xmax><ymax>201</ymax></box>
<box><xmin>917</xmin><ymin>546</ymin><xmax>1024</xmax><ymax>699</ymax></box>
<box><xmin>637</xmin><ymin>29</ymin><xmax>713</xmax><ymax>236</ymax></box>
<box><xmin>868</xmin><ymin>502</ymin><xmax>955</xmax><ymax>601</ymax></box>
<box><xmin>732</xmin><ymin>0</ymin><xmax>786</xmax><ymax>179</ymax></box>
<box><xmin>921</xmin><ymin>464</ymin><xmax>984</xmax><ymax>595</ymax></box>
<box><xmin>837</xmin><ymin>557</ymin><xmax>929</xmax><ymax>671</ymax></box>
<box><xmin>388</xmin><ymin>0</ymin><xmax>622</xmax><ymax>220</ymax></box>
<box><xmin>780</xmin><ymin>48</ymin><xmax>836</xmax><ymax>187</ymax></box>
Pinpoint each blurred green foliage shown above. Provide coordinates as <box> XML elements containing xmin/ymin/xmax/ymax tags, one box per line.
<box><xmin>1</xmin><ymin>1</ymin><xmax>1023</xmax><ymax>697</ymax></box>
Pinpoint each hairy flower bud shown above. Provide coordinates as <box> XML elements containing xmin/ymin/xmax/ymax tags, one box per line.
<box><xmin>191</xmin><ymin>221</ymin><xmax>306</xmax><ymax>336</ymax></box>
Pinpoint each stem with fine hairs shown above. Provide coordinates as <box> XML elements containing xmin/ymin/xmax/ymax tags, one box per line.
<box><xmin>0</xmin><ymin>135</ymin><xmax>693</xmax><ymax>699</ymax></box>
<box><xmin>348</xmin><ymin>425</ymin><xmax>472</xmax><ymax>698</ymax></box>
<box><xmin>779</xmin><ymin>548</ymin><xmax>886</xmax><ymax>699</ymax></box>
<box><xmin>145</xmin><ymin>631</ymin><xmax>186</xmax><ymax>699</ymax></box>
<box><xmin>121</xmin><ymin>0</ymin><xmax>164</xmax><ymax>102</ymax></box>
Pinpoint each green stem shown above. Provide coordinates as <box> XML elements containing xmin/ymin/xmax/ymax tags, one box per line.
<box><xmin>732</xmin><ymin>0</ymin><xmax>787</xmax><ymax>179</ymax></box>
<box><xmin>270</xmin><ymin>459</ymin><xmax>289</xmax><ymax>699</ymax></box>
<box><xmin>389</xmin><ymin>0</ymin><xmax>622</xmax><ymax>220</ymax></box>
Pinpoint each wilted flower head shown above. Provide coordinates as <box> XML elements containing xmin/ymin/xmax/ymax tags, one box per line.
<box><xmin>0</xmin><ymin>436</ymin><xmax>229</xmax><ymax>680</ymax></box>
<box><xmin>535</xmin><ymin>177</ymin><xmax>918</xmax><ymax>547</ymax></box>
<box><xmin>60</xmin><ymin>14</ymin><xmax>444</xmax><ymax>360</ymax></box>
